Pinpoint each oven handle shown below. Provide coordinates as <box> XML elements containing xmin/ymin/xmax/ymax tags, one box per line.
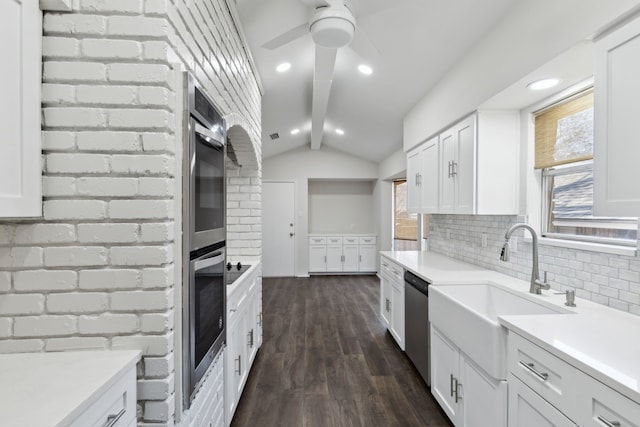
<box><xmin>194</xmin><ymin>122</ymin><xmax>224</xmax><ymax>148</ymax></box>
<box><xmin>194</xmin><ymin>252</ymin><xmax>225</xmax><ymax>271</ymax></box>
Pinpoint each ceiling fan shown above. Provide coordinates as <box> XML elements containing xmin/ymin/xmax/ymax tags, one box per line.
<box><xmin>262</xmin><ymin>0</ymin><xmax>409</xmax><ymax>149</ymax></box>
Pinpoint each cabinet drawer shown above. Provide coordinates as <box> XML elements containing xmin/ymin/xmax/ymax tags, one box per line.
<box><xmin>574</xmin><ymin>371</ymin><xmax>640</xmax><ymax>427</ymax></box>
<box><xmin>309</xmin><ymin>236</ymin><xmax>326</xmax><ymax>245</ymax></box>
<box><xmin>343</xmin><ymin>236</ymin><xmax>358</xmax><ymax>244</ymax></box>
<box><xmin>508</xmin><ymin>332</ymin><xmax>577</xmax><ymax>415</ymax></box>
<box><xmin>359</xmin><ymin>236</ymin><xmax>376</xmax><ymax>245</ymax></box>
<box><xmin>227</xmin><ymin>288</ymin><xmax>248</xmax><ymax>323</ymax></box>
<box><xmin>380</xmin><ymin>257</ymin><xmax>403</xmax><ymax>283</ymax></box>
<box><xmin>326</xmin><ymin>236</ymin><xmax>343</xmax><ymax>244</ymax></box>
<box><xmin>70</xmin><ymin>367</ymin><xmax>136</xmax><ymax>427</ymax></box>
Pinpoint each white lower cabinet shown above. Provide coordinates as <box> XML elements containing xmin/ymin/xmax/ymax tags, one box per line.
<box><xmin>309</xmin><ymin>235</ymin><xmax>377</xmax><ymax>273</ymax></box>
<box><xmin>225</xmin><ymin>268</ymin><xmax>262</xmax><ymax>426</ymax></box>
<box><xmin>431</xmin><ymin>326</ymin><xmax>506</xmax><ymax>427</ymax></box>
<box><xmin>509</xmin><ymin>374</ymin><xmax>576</xmax><ymax>427</ymax></box>
<box><xmin>379</xmin><ymin>255</ymin><xmax>404</xmax><ymax>350</ymax></box>
<box><xmin>507</xmin><ymin>331</ymin><xmax>640</xmax><ymax>427</ymax></box>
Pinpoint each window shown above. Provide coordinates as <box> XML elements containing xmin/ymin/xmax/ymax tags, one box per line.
<box><xmin>393</xmin><ymin>180</ymin><xmax>418</xmax><ymax>250</ymax></box>
<box><xmin>536</xmin><ymin>89</ymin><xmax>637</xmax><ymax>246</ymax></box>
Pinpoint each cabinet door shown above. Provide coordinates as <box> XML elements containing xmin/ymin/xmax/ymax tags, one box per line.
<box><xmin>309</xmin><ymin>245</ymin><xmax>327</xmax><ymax>272</ymax></box>
<box><xmin>421</xmin><ymin>136</ymin><xmax>439</xmax><ymax>213</ymax></box>
<box><xmin>430</xmin><ymin>327</ymin><xmax>460</xmax><ymax>424</ymax></box>
<box><xmin>326</xmin><ymin>245</ymin><xmax>343</xmax><ymax>272</ymax></box>
<box><xmin>407</xmin><ymin>147</ymin><xmax>422</xmax><ymax>212</ymax></box>
<box><xmin>390</xmin><ymin>279</ymin><xmax>405</xmax><ymax>350</ymax></box>
<box><xmin>508</xmin><ymin>375</ymin><xmax>576</xmax><ymax>427</ymax></box>
<box><xmin>358</xmin><ymin>245</ymin><xmax>376</xmax><ymax>272</ymax></box>
<box><xmin>594</xmin><ymin>14</ymin><xmax>640</xmax><ymax>216</ymax></box>
<box><xmin>439</xmin><ymin>130</ymin><xmax>456</xmax><ymax>214</ymax></box>
<box><xmin>254</xmin><ymin>280</ymin><xmax>263</xmax><ymax>349</ymax></box>
<box><xmin>454</xmin><ymin>116</ymin><xmax>476</xmax><ymax>214</ymax></box>
<box><xmin>226</xmin><ymin>317</ymin><xmax>243</xmax><ymax>420</ymax></box>
<box><xmin>460</xmin><ymin>357</ymin><xmax>507</xmax><ymax>427</ymax></box>
<box><xmin>0</xmin><ymin>0</ymin><xmax>42</xmax><ymax>217</ymax></box>
<box><xmin>379</xmin><ymin>274</ymin><xmax>392</xmax><ymax>327</ymax></box>
<box><xmin>342</xmin><ymin>244</ymin><xmax>359</xmax><ymax>271</ymax></box>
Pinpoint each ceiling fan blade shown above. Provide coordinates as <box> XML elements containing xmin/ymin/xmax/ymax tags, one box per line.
<box><xmin>349</xmin><ymin>27</ymin><xmax>381</xmax><ymax>62</ymax></box>
<box><xmin>261</xmin><ymin>22</ymin><xmax>309</xmax><ymax>50</ymax></box>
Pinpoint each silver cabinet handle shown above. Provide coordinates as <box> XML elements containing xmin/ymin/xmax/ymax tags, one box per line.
<box><xmin>451</xmin><ymin>161</ymin><xmax>457</xmax><ymax>177</ymax></box>
<box><xmin>359</xmin><ymin>255</ymin><xmax>362</xmax><ymax>262</ymax></box>
<box><xmin>448</xmin><ymin>161</ymin><xmax>452</xmax><ymax>178</ymax></box>
<box><xmin>450</xmin><ymin>374</ymin><xmax>455</xmax><ymax>397</ymax></box>
<box><xmin>248</xmin><ymin>329</ymin><xmax>254</xmax><ymax>348</ymax></box>
<box><xmin>104</xmin><ymin>407</ymin><xmax>126</xmax><ymax>427</ymax></box>
<box><xmin>597</xmin><ymin>415</ymin><xmax>621</xmax><ymax>427</ymax></box>
<box><xmin>257</xmin><ymin>312</ymin><xmax>262</xmax><ymax>326</ymax></box>
<box><xmin>454</xmin><ymin>379</ymin><xmax>462</xmax><ymax>403</ymax></box>
<box><xmin>519</xmin><ymin>361</ymin><xmax>549</xmax><ymax>381</ymax></box>
<box><xmin>235</xmin><ymin>355</ymin><xmax>242</xmax><ymax>376</ymax></box>
<box><xmin>324</xmin><ymin>255</ymin><xmax>326</xmax><ymax>263</ymax></box>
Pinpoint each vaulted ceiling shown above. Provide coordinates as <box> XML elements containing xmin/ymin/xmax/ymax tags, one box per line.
<box><xmin>234</xmin><ymin>0</ymin><xmax>518</xmax><ymax>162</ymax></box>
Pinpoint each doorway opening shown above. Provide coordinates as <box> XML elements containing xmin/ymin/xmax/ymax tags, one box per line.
<box><xmin>393</xmin><ymin>180</ymin><xmax>428</xmax><ymax>251</ymax></box>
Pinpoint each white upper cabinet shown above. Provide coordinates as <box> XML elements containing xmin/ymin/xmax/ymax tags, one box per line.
<box><xmin>407</xmin><ymin>136</ymin><xmax>439</xmax><ymax>213</ymax></box>
<box><xmin>0</xmin><ymin>0</ymin><xmax>42</xmax><ymax>217</ymax></box>
<box><xmin>409</xmin><ymin>111</ymin><xmax>519</xmax><ymax>215</ymax></box>
<box><xmin>594</xmin><ymin>14</ymin><xmax>640</xmax><ymax>217</ymax></box>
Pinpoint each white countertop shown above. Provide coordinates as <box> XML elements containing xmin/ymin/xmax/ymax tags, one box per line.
<box><xmin>381</xmin><ymin>250</ymin><xmax>640</xmax><ymax>405</ymax></box>
<box><xmin>309</xmin><ymin>233</ymin><xmax>377</xmax><ymax>237</ymax></box>
<box><xmin>0</xmin><ymin>350</ymin><xmax>141</xmax><ymax>426</ymax></box>
<box><xmin>226</xmin><ymin>261</ymin><xmax>261</xmax><ymax>296</ymax></box>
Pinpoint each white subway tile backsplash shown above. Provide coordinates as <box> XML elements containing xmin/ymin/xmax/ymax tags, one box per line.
<box><xmin>429</xmin><ymin>215</ymin><xmax>640</xmax><ymax>315</ymax></box>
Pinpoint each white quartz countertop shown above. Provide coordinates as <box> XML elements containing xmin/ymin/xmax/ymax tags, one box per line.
<box><xmin>226</xmin><ymin>261</ymin><xmax>261</xmax><ymax>296</ymax></box>
<box><xmin>381</xmin><ymin>250</ymin><xmax>640</xmax><ymax>405</ymax></box>
<box><xmin>0</xmin><ymin>350</ymin><xmax>141</xmax><ymax>426</ymax></box>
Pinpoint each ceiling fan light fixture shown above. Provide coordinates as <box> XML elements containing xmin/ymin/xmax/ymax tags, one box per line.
<box><xmin>309</xmin><ymin>7</ymin><xmax>356</xmax><ymax>49</ymax></box>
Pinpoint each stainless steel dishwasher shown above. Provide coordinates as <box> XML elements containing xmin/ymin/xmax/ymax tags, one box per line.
<box><xmin>404</xmin><ymin>270</ymin><xmax>431</xmax><ymax>386</ymax></box>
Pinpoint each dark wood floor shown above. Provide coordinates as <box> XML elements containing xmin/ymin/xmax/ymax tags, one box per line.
<box><xmin>231</xmin><ymin>275</ymin><xmax>454</xmax><ymax>427</ymax></box>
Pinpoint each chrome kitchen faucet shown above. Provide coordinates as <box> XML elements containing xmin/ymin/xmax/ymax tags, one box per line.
<box><xmin>500</xmin><ymin>223</ymin><xmax>550</xmax><ymax>294</ymax></box>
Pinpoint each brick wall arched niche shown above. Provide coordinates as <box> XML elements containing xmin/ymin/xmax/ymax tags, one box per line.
<box><xmin>225</xmin><ymin>117</ymin><xmax>262</xmax><ymax>263</ymax></box>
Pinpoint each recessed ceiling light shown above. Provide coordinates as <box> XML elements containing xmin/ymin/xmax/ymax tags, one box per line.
<box><xmin>276</xmin><ymin>62</ymin><xmax>291</xmax><ymax>73</ymax></box>
<box><xmin>527</xmin><ymin>78</ymin><xmax>560</xmax><ymax>91</ymax></box>
<box><xmin>358</xmin><ymin>64</ymin><xmax>373</xmax><ymax>75</ymax></box>
<box><xmin>335</xmin><ymin>128</ymin><xmax>345</xmax><ymax>135</ymax></box>
<box><xmin>290</xmin><ymin>128</ymin><xmax>300</xmax><ymax>135</ymax></box>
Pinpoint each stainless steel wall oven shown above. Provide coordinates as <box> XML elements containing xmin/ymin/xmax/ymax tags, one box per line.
<box><xmin>187</xmin><ymin>74</ymin><xmax>226</xmax><ymax>252</ymax></box>
<box><xmin>182</xmin><ymin>73</ymin><xmax>227</xmax><ymax>407</ymax></box>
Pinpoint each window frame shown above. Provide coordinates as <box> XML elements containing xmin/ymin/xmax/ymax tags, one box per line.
<box><xmin>523</xmin><ymin>78</ymin><xmax>638</xmax><ymax>256</ymax></box>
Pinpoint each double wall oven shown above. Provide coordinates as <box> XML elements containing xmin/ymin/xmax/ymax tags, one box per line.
<box><xmin>182</xmin><ymin>73</ymin><xmax>227</xmax><ymax>407</ymax></box>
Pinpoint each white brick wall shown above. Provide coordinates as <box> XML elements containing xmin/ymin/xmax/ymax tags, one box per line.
<box><xmin>0</xmin><ymin>1</ymin><xmax>261</xmax><ymax>426</ymax></box>
<box><xmin>429</xmin><ymin>215</ymin><xmax>640</xmax><ymax>315</ymax></box>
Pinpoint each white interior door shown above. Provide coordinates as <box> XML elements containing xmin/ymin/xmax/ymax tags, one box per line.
<box><xmin>262</xmin><ymin>181</ymin><xmax>295</xmax><ymax>277</ymax></box>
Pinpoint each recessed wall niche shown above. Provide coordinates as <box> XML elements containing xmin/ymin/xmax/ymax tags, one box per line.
<box><xmin>308</xmin><ymin>179</ymin><xmax>375</xmax><ymax>234</ymax></box>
